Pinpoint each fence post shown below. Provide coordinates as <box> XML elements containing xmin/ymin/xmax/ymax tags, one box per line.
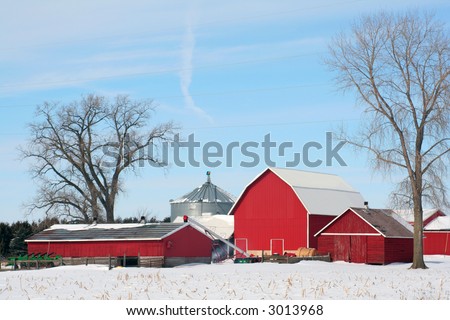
<box><xmin>36</xmin><ymin>260</ymin><xmax>39</xmax><ymax>270</ymax></box>
<box><xmin>123</xmin><ymin>254</ymin><xmax>126</xmax><ymax>267</ymax></box>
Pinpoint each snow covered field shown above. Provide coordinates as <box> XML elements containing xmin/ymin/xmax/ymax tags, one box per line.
<box><xmin>1</xmin><ymin>256</ymin><xmax>450</xmax><ymax>300</ymax></box>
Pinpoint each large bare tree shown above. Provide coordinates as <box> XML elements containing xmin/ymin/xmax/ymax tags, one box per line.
<box><xmin>326</xmin><ymin>11</ymin><xmax>450</xmax><ymax>269</ymax></box>
<box><xmin>21</xmin><ymin>94</ymin><xmax>176</xmax><ymax>223</ymax></box>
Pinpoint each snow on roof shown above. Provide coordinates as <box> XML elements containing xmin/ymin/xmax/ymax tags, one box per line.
<box><xmin>393</xmin><ymin>208</ymin><xmax>445</xmax><ymax>224</ymax></box>
<box><xmin>26</xmin><ymin>223</ymin><xmax>189</xmax><ymax>242</ymax></box>
<box><xmin>173</xmin><ymin>215</ymin><xmax>234</xmax><ymax>239</ymax></box>
<box><xmin>424</xmin><ymin>216</ymin><xmax>450</xmax><ymax>231</ymax></box>
<box><xmin>271</xmin><ymin>167</ymin><xmax>365</xmax><ymax>216</ymax></box>
<box><xmin>49</xmin><ymin>223</ymin><xmax>147</xmax><ymax>231</ymax></box>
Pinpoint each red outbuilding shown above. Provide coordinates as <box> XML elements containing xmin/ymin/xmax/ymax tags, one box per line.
<box><xmin>26</xmin><ymin>222</ymin><xmax>213</xmax><ymax>267</ymax></box>
<box><xmin>423</xmin><ymin>216</ymin><xmax>450</xmax><ymax>255</ymax></box>
<box><xmin>229</xmin><ymin>167</ymin><xmax>365</xmax><ymax>256</ymax></box>
<box><xmin>394</xmin><ymin>208</ymin><xmax>449</xmax><ymax>255</ymax></box>
<box><xmin>394</xmin><ymin>208</ymin><xmax>446</xmax><ymax>227</ymax></box>
<box><xmin>316</xmin><ymin>207</ymin><xmax>413</xmax><ymax>264</ymax></box>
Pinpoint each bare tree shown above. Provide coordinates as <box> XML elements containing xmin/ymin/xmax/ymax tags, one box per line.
<box><xmin>21</xmin><ymin>94</ymin><xmax>177</xmax><ymax>223</ymax></box>
<box><xmin>326</xmin><ymin>11</ymin><xmax>450</xmax><ymax>269</ymax></box>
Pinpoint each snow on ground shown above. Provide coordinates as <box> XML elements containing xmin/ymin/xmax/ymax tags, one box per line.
<box><xmin>1</xmin><ymin>256</ymin><xmax>449</xmax><ymax>300</ymax></box>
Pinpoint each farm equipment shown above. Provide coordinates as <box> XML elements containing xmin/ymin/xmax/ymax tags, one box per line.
<box><xmin>7</xmin><ymin>253</ymin><xmax>62</xmax><ymax>270</ymax></box>
<box><xmin>184</xmin><ymin>216</ymin><xmax>251</xmax><ymax>260</ymax></box>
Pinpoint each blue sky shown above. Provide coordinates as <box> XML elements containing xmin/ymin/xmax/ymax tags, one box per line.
<box><xmin>0</xmin><ymin>0</ymin><xmax>449</xmax><ymax>223</ymax></box>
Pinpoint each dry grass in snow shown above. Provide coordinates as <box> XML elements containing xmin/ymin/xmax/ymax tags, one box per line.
<box><xmin>0</xmin><ymin>256</ymin><xmax>449</xmax><ymax>300</ymax></box>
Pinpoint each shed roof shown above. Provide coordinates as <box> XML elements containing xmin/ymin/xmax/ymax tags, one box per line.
<box><xmin>424</xmin><ymin>216</ymin><xmax>450</xmax><ymax>231</ymax></box>
<box><xmin>230</xmin><ymin>167</ymin><xmax>365</xmax><ymax>216</ymax></box>
<box><xmin>315</xmin><ymin>207</ymin><xmax>414</xmax><ymax>238</ymax></box>
<box><xmin>26</xmin><ymin>223</ymin><xmax>190</xmax><ymax>242</ymax></box>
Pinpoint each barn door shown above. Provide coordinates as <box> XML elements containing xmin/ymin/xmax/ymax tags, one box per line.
<box><xmin>350</xmin><ymin>236</ymin><xmax>367</xmax><ymax>263</ymax></box>
<box><xmin>334</xmin><ymin>236</ymin><xmax>350</xmax><ymax>261</ymax></box>
<box><xmin>235</xmin><ymin>238</ymin><xmax>248</xmax><ymax>258</ymax></box>
<box><xmin>270</xmin><ymin>239</ymin><xmax>284</xmax><ymax>255</ymax></box>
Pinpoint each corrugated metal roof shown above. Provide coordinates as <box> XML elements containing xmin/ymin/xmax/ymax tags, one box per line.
<box><xmin>26</xmin><ymin>223</ymin><xmax>187</xmax><ymax>242</ymax></box>
<box><xmin>231</xmin><ymin>167</ymin><xmax>365</xmax><ymax>216</ymax></box>
<box><xmin>350</xmin><ymin>208</ymin><xmax>413</xmax><ymax>238</ymax></box>
<box><xmin>170</xmin><ymin>173</ymin><xmax>235</xmax><ymax>204</ymax></box>
<box><xmin>425</xmin><ymin>216</ymin><xmax>450</xmax><ymax>231</ymax></box>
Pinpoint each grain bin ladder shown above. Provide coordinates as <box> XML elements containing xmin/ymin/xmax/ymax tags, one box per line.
<box><xmin>185</xmin><ymin>216</ymin><xmax>250</xmax><ymax>258</ymax></box>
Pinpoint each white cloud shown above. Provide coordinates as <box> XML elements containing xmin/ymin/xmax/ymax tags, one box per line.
<box><xmin>179</xmin><ymin>9</ymin><xmax>214</xmax><ymax>124</ymax></box>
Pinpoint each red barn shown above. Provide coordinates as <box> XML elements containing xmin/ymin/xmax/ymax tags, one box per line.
<box><xmin>394</xmin><ymin>208</ymin><xmax>449</xmax><ymax>255</ymax></box>
<box><xmin>26</xmin><ymin>222</ymin><xmax>213</xmax><ymax>267</ymax></box>
<box><xmin>423</xmin><ymin>216</ymin><xmax>450</xmax><ymax>255</ymax></box>
<box><xmin>394</xmin><ymin>208</ymin><xmax>446</xmax><ymax>227</ymax></box>
<box><xmin>229</xmin><ymin>167</ymin><xmax>365</xmax><ymax>256</ymax></box>
<box><xmin>316</xmin><ymin>207</ymin><xmax>413</xmax><ymax>264</ymax></box>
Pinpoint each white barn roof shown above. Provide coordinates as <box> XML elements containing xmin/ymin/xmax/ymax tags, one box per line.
<box><xmin>424</xmin><ymin>216</ymin><xmax>450</xmax><ymax>231</ymax></box>
<box><xmin>230</xmin><ymin>167</ymin><xmax>365</xmax><ymax>216</ymax></box>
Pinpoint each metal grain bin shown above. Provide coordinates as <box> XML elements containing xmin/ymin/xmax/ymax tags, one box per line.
<box><xmin>170</xmin><ymin>172</ymin><xmax>235</xmax><ymax>222</ymax></box>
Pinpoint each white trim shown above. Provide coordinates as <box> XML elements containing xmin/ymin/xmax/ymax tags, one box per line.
<box><xmin>314</xmin><ymin>208</ymin><xmax>384</xmax><ymax>238</ymax></box>
<box><xmin>306</xmin><ymin>209</ymin><xmax>310</xmax><ymax>247</ymax></box>
<box><xmin>270</xmin><ymin>238</ymin><xmax>284</xmax><ymax>255</ymax></box>
<box><xmin>235</xmin><ymin>238</ymin><xmax>248</xmax><ymax>254</ymax></box>
<box><xmin>423</xmin><ymin>230</ymin><xmax>450</xmax><ymax>233</ymax></box>
<box><xmin>161</xmin><ymin>223</ymin><xmax>191</xmax><ymax>239</ymax></box>
<box><xmin>320</xmin><ymin>233</ymin><xmax>381</xmax><ymax>236</ymax></box>
<box><xmin>319</xmin><ymin>233</ymin><xmax>412</xmax><ymax>239</ymax></box>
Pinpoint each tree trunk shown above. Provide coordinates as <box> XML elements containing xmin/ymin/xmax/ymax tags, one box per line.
<box><xmin>410</xmin><ymin>193</ymin><xmax>427</xmax><ymax>269</ymax></box>
<box><xmin>105</xmin><ymin>200</ymin><xmax>115</xmax><ymax>223</ymax></box>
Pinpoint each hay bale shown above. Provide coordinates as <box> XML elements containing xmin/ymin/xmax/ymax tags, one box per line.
<box><xmin>297</xmin><ymin>247</ymin><xmax>318</xmax><ymax>257</ymax></box>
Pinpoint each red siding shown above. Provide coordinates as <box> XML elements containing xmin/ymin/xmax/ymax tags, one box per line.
<box><xmin>317</xmin><ymin>236</ymin><xmax>334</xmax><ymax>257</ymax></box>
<box><xmin>384</xmin><ymin>238</ymin><xmax>413</xmax><ymax>263</ymax></box>
<box><xmin>28</xmin><ymin>225</ymin><xmax>212</xmax><ymax>258</ymax></box>
<box><xmin>366</xmin><ymin>236</ymin><xmax>385</xmax><ymax>264</ymax></box>
<box><xmin>233</xmin><ymin>170</ymin><xmax>308</xmax><ymax>251</ymax></box>
<box><xmin>317</xmin><ymin>209</ymin><xmax>413</xmax><ymax>264</ymax></box>
<box><xmin>319</xmin><ymin>235</ymin><xmax>386</xmax><ymax>264</ymax></box>
<box><xmin>423</xmin><ymin>232</ymin><xmax>450</xmax><ymax>255</ymax></box>
<box><xmin>164</xmin><ymin>225</ymin><xmax>212</xmax><ymax>257</ymax></box>
<box><xmin>320</xmin><ymin>210</ymin><xmax>379</xmax><ymax>234</ymax></box>
<box><xmin>309</xmin><ymin>214</ymin><xmax>334</xmax><ymax>248</ymax></box>
<box><xmin>28</xmin><ymin>240</ymin><xmax>164</xmax><ymax>257</ymax></box>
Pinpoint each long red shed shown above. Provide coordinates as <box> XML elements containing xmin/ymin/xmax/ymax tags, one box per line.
<box><xmin>316</xmin><ymin>207</ymin><xmax>413</xmax><ymax>264</ymax></box>
<box><xmin>229</xmin><ymin>167</ymin><xmax>365</xmax><ymax>256</ymax></box>
<box><xmin>26</xmin><ymin>222</ymin><xmax>213</xmax><ymax>267</ymax></box>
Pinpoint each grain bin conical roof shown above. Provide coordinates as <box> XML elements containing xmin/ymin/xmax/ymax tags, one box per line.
<box><xmin>171</xmin><ymin>171</ymin><xmax>235</xmax><ymax>204</ymax></box>
<box><xmin>170</xmin><ymin>172</ymin><xmax>236</xmax><ymax>221</ymax></box>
